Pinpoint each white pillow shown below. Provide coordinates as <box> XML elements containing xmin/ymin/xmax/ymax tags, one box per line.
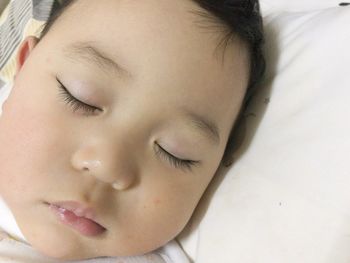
<box><xmin>260</xmin><ymin>0</ymin><xmax>345</xmax><ymax>15</ymax></box>
<box><xmin>177</xmin><ymin>5</ymin><xmax>350</xmax><ymax>263</ymax></box>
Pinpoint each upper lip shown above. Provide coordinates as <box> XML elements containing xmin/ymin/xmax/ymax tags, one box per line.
<box><xmin>47</xmin><ymin>200</ymin><xmax>105</xmax><ymax>227</ymax></box>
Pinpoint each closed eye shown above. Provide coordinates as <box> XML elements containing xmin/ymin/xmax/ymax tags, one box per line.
<box><xmin>155</xmin><ymin>142</ymin><xmax>199</xmax><ymax>172</ymax></box>
<box><xmin>56</xmin><ymin>77</ymin><xmax>101</xmax><ymax>116</ymax></box>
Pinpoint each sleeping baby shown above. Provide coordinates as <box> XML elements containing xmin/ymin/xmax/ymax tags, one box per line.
<box><xmin>0</xmin><ymin>0</ymin><xmax>265</xmax><ymax>261</ymax></box>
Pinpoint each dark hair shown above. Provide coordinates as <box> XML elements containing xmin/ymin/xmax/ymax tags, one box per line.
<box><xmin>41</xmin><ymin>0</ymin><xmax>266</xmax><ymax>167</ymax></box>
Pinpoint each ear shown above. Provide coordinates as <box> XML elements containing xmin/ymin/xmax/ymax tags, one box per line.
<box><xmin>15</xmin><ymin>36</ymin><xmax>39</xmax><ymax>75</ymax></box>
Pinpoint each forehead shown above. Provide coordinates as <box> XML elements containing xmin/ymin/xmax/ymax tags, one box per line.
<box><xmin>42</xmin><ymin>0</ymin><xmax>248</xmax><ymax>138</ymax></box>
<box><xmin>50</xmin><ymin>0</ymin><xmax>246</xmax><ymax>77</ymax></box>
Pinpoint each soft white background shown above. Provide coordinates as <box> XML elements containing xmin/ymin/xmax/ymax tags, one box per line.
<box><xmin>178</xmin><ymin>1</ymin><xmax>350</xmax><ymax>262</ymax></box>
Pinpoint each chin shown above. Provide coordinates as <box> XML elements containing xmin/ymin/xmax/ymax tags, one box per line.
<box><xmin>33</xmin><ymin>241</ymin><xmax>91</xmax><ymax>261</ymax></box>
<box><xmin>22</xmin><ymin>226</ymin><xmax>89</xmax><ymax>260</ymax></box>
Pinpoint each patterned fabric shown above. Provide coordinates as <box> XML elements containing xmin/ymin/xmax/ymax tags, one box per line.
<box><xmin>0</xmin><ymin>0</ymin><xmax>56</xmax><ymax>86</ymax></box>
<box><xmin>0</xmin><ymin>234</ymin><xmax>171</xmax><ymax>263</ymax></box>
<box><xmin>0</xmin><ymin>1</ymin><xmax>10</xmax><ymax>14</ymax></box>
<box><xmin>0</xmin><ymin>229</ymin><xmax>11</xmax><ymax>241</ymax></box>
<box><xmin>0</xmin><ymin>234</ymin><xmax>172</xmax><ymax>263</ymax></box>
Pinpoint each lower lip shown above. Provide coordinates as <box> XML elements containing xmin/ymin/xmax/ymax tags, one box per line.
<box><xmin>48</xmin><ymin>204</ymin><xmax>106</xmax><ymax>237</ymax></box>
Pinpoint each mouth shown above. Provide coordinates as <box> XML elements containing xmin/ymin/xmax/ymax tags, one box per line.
<box><xmin>44</xmin><ymin>201</ymin><xmax>107</xmax><ymax>237</ymax></box>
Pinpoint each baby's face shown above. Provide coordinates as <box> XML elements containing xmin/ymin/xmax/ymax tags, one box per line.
<box><xmin>0</xmin><ymin>0</ymin><xmax>248</xmax><ymax>260</ymax></box>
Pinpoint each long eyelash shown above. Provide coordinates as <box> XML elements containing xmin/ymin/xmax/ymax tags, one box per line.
<box><xmin>56</xmin><ymin>77</ymin><xmax>99</xmax><ymax>115</ymax></box>
<box><xmin>155</xmin><ymin>144</ymin><xmax>198</xmax><ymax>172</ymax></box>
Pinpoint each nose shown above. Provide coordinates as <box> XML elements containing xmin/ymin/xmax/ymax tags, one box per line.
<box><xmin>70</xmin><ymin>141</ymin><xmax>136</xmax><ymax>190</ymax></box>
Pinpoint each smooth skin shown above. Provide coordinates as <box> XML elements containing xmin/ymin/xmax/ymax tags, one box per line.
<box><xmin>0</xmin><ymin>0</ymin><xmax>248</xmax><ymax>260</ymax></box>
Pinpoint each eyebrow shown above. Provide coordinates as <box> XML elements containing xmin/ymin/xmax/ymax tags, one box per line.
<box><xmin>63</xmin><ymin>41</ymin><xmax>132</xmax><ymax>79</ymax></box>
<box><xmin>182</xmin><ymin>110</ymin><xmax>221</xmax><ymax>145</ymax></box>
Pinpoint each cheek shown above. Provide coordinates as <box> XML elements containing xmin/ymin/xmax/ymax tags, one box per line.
<box><xmin>142</xmin><ymin>178</ymin><xmax>206</xmax><ymax>233</ymax></box>
<box><xmin>0</xmin><ymin>83</ymin><xmax>62</xmax><ymax>201</ymax></box>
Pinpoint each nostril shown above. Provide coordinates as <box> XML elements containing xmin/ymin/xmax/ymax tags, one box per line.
<box><xmin>339</xmin><ymin>2</ymin><xmax>350</xmax><ymax>6</ymax></box>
